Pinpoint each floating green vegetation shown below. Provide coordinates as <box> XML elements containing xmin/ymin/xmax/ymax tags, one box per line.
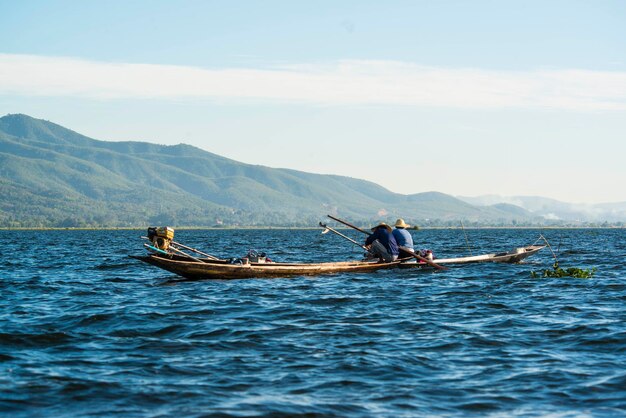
<box><xmin>531</xmin><ymin>262</ymin><xmax>596</xmax><ymax>279</ymax></box>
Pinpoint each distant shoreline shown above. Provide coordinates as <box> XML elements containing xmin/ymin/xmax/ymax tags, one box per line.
<box><xmin>1</xmin><ymin>226</ymin><xmax>623</xmax><ymax>231</ymax></box>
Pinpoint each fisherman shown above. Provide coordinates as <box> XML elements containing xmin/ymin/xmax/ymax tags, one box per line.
<box><xmin>392</xmin><ymin>218</ymin><xmax>415</xmax><ymax>258</ymax></box>
<box><xmin>364</xmin><ymin>222</ymin><xmax>399</xmax><ymax>262</ymax></box>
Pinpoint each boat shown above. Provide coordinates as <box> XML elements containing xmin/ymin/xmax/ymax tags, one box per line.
<box><xmin>130</xmin><ymin>253</ymin><xmax>403</xmax><ymax>280</ymax></box>
<box><xmin>433</xmin><ymin>245</ymin><xmax>545</xmax><ymax>265</ymax></box>
<box><xmin>131</xmin><ymin>244</ymin><xmax>545</xmax><ymax>280</ymax></box>
<box><xmin>131</xmin><ymin>224</ymin><xmax>546</xmax><ymax>280</ymax></box>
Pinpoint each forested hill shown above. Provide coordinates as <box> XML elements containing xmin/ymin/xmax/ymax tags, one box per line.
<box><xmin>0</xmin><ymin>113</ymin><xmax>542</xmax><ymax>228</ymax></box>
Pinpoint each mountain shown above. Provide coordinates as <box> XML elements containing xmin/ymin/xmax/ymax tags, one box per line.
<box><xmin>0</xmin><ymin>114</ymin><xmax>618</xmax><ymax>228</ymax></box>
<box><xmin>458</xmin><ymin>195</ymin><xmax>626</xmax><ymax>223</ymax></box>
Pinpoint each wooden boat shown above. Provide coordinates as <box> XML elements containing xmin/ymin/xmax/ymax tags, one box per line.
<box><xmin>132</xmin><ymin>224</ymin><xmax>545</xmax><ymax>279</ymax></box>
<box><xmin>131</xmin><ymin>244</ymin><xmax>545</xmax><ymax>280</ymax></box>
<box><xmin>130</xmin><ymin>254</ymin><xmax>402</xmax><ymax>280</ymax></box>
<box><xmin>434</xmin><ymin>244</ymin><xmax>545</xmax><ymax>265</ymax></box>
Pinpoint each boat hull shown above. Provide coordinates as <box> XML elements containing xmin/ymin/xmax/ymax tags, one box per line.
<box><xmin>131</xmin><ymin>245</ymin><xmax>545</xmax><ymax>280</ymax></box>
<box><xmin>435</xmin><ymin>245</ymin><xmax>545</xmax><ymax>264</ymax></box>
<box><xmin>131</xmin><ymin>255</ymin><xmax>402</xmax><ymax>280</ymax></box>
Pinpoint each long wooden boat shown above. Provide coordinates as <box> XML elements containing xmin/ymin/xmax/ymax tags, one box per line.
<box><xmin>130</xmin><ymin>254</ymin><xmax>402</xmax><ymax>280</ymax></box>
<box><xmin>131</xmin><ymin>244</ymin><xmax>545</xmax><ymax>280</ymax></box>
<box><xmin>434</xmin><ymin>244</ymin><xmax>545</xmax><ymax>265</ymax></box>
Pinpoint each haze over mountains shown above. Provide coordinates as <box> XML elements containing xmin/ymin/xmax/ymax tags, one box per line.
<box><xmin>0</xmin><ymin>114</ymin><xmax>623</xmax><ymax>228</ymax></box>
<box><xmin>458</xmin><ymin>195</ymin><xmax>626</xmax><ymax>224</ymax></box>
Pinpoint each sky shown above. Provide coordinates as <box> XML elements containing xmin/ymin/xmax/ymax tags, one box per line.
<box><xmin>1</xmin><ymin>0</ymin><xmax>625</xmax><ymax>204</ymax></box>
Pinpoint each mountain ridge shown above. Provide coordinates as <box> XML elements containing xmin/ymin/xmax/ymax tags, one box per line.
<box><xmin>1</xmin><ymin>114</ymin><xmax>622</xmax><ymax>227</ymax></box>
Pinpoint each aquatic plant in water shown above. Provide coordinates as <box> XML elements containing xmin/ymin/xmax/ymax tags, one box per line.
<box><xmin>531</xmin><ymin>262</ymin><xmax>596</xmax><ymax>279</ymax></box>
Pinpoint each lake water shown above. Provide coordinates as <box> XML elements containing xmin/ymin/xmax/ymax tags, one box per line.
<box><xmin>1</xmin><ymin>228</ymin><xmax>625</xmax><ymax>417</ymax></box>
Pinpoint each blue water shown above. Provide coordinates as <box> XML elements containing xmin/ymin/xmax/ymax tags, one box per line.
<box><xmin>1</xmin><ymin>228</ymin><xmax>625</xmax><ymax>417</ymax></box>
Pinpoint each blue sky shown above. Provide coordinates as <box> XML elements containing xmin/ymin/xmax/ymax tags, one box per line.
<box><xmin>1</xmin><ymin>0</ymin><xmax>625</xmax><ymax>203</ymax></box>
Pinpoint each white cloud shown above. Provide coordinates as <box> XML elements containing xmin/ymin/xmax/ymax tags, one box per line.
<box><xmin>1</xmin><ymin>53</ymin><xmax>625</xmax><ymax>110</ymax></box>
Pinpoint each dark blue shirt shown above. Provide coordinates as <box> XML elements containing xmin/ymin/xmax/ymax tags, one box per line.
<box><xmin>393</xmin><ymin>228</ymin><xmax>414</xmax><ymax>249</ymax></box>
<box><xmin>365</xmin><ymin>228</ymin><xmax>399</xmax><ymax>256</ymax></box>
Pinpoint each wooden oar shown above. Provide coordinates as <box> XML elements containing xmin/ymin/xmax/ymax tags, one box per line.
<box><xmin>326</xmin><ymin>214</ymin><xmax>447</xmax><ymax>270</ymax></box>
<box><xmin>144</xmin><ymin>242</ymin><xmax>204</xmax><ymax>262</ymax></box>
<box><xmin>168</xmin><ymin>245</ymin><xmax>205</xmax><ymax>262</ymax></box>
<box><xmin>319</xmin><ymin>222</ymin><xmax>369</xmax><ymax>251</ymax></box>
<box><xmin>327</xmin><ymin>214</ymin><xmax>370</xmax><ymax>235</ymax></box>
<box><xmin>142</xmin><ymin>236</ymin><xmax>221</xmax><ymax>261</ymax></box>
<box><xmin>171</xmin><ymin>240</ymin><xmax>220</xmax><ymax>260</ymax></box>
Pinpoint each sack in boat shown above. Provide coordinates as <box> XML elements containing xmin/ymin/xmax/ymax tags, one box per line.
<box><xmin>419</xmin><ymin>249</ymin><xmax>434</xmax><ymax>260</ymax></box>
<box><xmin>245</xmin><ymin>249</ymin><xmax>273</xmax><ymax>263</ymax></box>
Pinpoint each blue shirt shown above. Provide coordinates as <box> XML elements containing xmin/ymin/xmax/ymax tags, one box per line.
<box><xmin>365</xmin><ymin>228</ymin><xmax>399</xmax><ymax>256</ymax></box>
<box><xmin>393</xmin><ymin>228</ymin><xmax>414</xmax><ymax>249</ymax></box>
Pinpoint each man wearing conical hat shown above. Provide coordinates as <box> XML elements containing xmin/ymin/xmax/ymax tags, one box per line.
<box><xmin>364</xmin><ymin>222</ymin><xmax>399</xmax><ymax>262</ymax></box>
<box><xmin>392</xmin><ymin>218</ymin><xmax>415</xmax><ymax>258</ymax></box>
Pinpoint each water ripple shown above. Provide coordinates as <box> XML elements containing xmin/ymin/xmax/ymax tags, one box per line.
<box><xmin>1</xmin><ymin>228</ymin><xmax>625</xmax><ymax>417</ymax></box>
